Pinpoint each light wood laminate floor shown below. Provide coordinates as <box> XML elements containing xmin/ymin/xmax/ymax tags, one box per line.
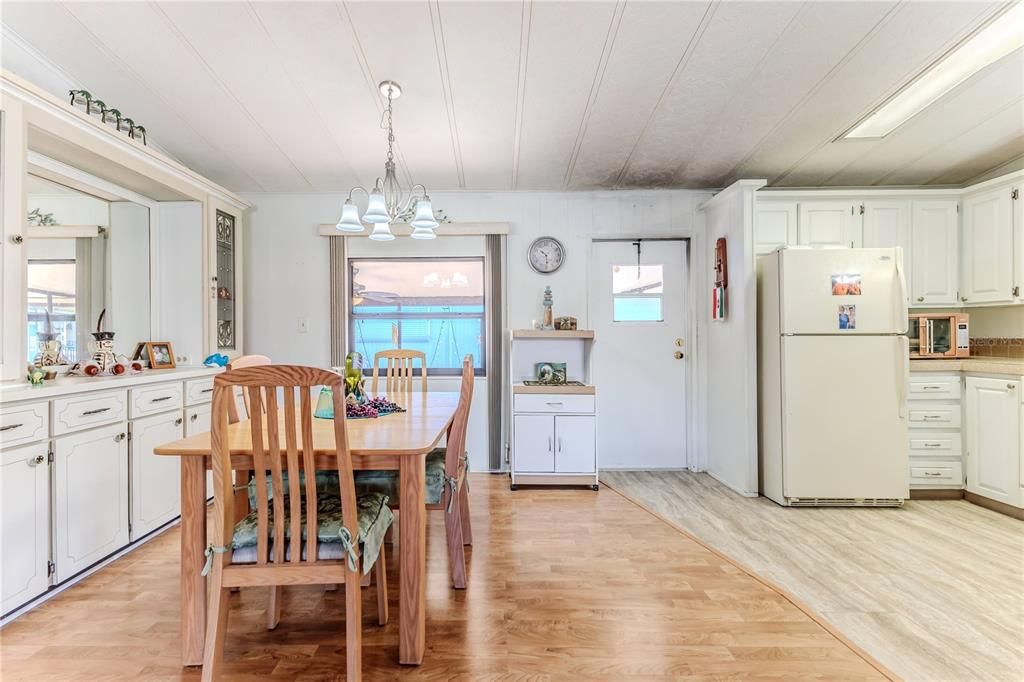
<box><xmin>602</xmin><ymin>471</ymin><xmax>1024</xmax><ymax>682</ymax></box>
<box><xmin>0</xmin><ymin>475</ymin><xmax>889</xmax><ymax>680</ymax></box>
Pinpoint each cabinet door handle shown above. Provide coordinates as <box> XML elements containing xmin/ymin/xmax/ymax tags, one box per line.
<box><xmin>547</xmin><ymin>436</ymin><xmax>552</xmax><ymax>452</ymax></box>
<box><xmin>114</xmin><ymin>433</ymin><xmax>126</xmax><ymax>442</ymax></box>
<box><xmin>920</xmin><ymin>385</ymin><xmax>942</xmax><ymax>391</ymax></box>
<box><xmin>923</xmin><ymin>443</ymin><xmax>942</xmax><ymax>448</ymax></box>
<box><xmin>916</xmin><ymin>297</ymin><xmax>924</xmax><ymax>302</ymax></box>
<box><xmin>922</xmin><ymin>415</ymin><xmax>943</xmax><ymax>421</ymax></box>
<box><xmin>175</xmin><ymin>418</ymin><xmax>184</xmax><ymax>426</ymax></box>
<box><xmin>924</xmin><ymin>471</ymin><xmax>943</xmax><ymax>477</ymax></box>
<box><xmin>545</xmin><ymin>401</ymin><xmax>564</xmax><ymax>407</ymax></box>
<box><xmin>557</xmin><ymin>437</ymin><xmax>563</xmax><ymax>452</ymax></box>
<box><xmin>151</xmin><ymin>396</ymin><xmax>173</xmax><ymax>403</ymax></box>
<box><xmin>190</xmin><ymin>414</ymin><xmax>199</xmax><ymax>422</ymax></box>
<box><xmin>0</xmin><ymin>423</ymin><xmax>24</xmax><ymax>432</ymax></box>
<box><xmin>201</xmin><ymin>388</ymin><xmax>213</xmax><ymax>394</ymax></box>
<box><xmin>83</xmin><ymin>407</ymin><xmax>111</xmax><ymax>416</ymax></box>
<box><xmin>29</xmin><ymin>454</ymin><xmax>45</xmax><ymax>466</ymax></box>
<box><xmin>1008</xmin><ymin>384</ymin><xmax>1016</xmax><ymax>390</ymax></box>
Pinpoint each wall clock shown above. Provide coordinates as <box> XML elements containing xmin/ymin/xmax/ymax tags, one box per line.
<box><xmin>528</xmin><ymin>236</ymin><xmax>566</xmax><ymax>274</ymax></box>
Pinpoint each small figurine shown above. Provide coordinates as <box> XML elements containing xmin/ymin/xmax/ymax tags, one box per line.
<box><xmin>34</xmin><ymin>311</ymin><xmax>66</xmax><ymax>367</ymax></box>
<box><xmin>542</xmin><ymin>286</ymin><xmax>554</xmax><ymax>330</ymax></box>
<box><xmin>66</xmin><ymin>310</ymin><xmax>141</xmax><ymax>377</ymax></box>
<box><xmin>203</xmin><ymin>353</ymin><xmax>230</xmax><ymax>367</ymax></box>
<box><xmin>26</xmin><ymin>364</ymin><xmax>45</xmax><ymax>386</ymax></box>
<box><xmin>554</xmin><ymin>316</ymin><xmax>577</xmax><ymax>331</ymax></box>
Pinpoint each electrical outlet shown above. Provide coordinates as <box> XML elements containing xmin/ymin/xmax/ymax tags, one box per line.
<box><xmin>176</xmin><ymin>354</ymin><xmax>193</xmax><ymax>365</ymax></box>
<box><xmin>298</xmin><ymin>318</ymin><xmax>310</xmax><ymax>334</ymax></box>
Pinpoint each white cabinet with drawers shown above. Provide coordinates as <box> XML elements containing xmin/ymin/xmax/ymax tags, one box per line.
<box><xmin>907</xmin><ymin>373</ymin><xmax>964</xmax><ymax>491</ymax></box>
<box><xmin>130</xmin><ymin>382</ymin><xmax>184</xmax><ymax>418</ymax></box>
<box><xmin>52</xmin><ymin>390</ymin><xmax>127</xmax><ymax>436</ymax></box>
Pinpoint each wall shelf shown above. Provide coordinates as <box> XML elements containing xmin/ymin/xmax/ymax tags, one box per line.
<box><xmin>513</xmin><ymin>383</ymin><xmax>596</xmax><ymax>395</ymax></box>
<box><xmin>511</xmin><ymin>329</ymin><xmax>594</xmax><ymax>339</ymax></box>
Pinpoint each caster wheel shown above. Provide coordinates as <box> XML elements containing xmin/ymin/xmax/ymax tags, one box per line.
<box><xmin>510</xmin><ymin>485</ymin><xmax>518</xmax><ymax>491</ymax></box>
<box><xmin>591</xmin><ymin>485</ymin><xmax>600</xmax><ymax>491</ymax></box>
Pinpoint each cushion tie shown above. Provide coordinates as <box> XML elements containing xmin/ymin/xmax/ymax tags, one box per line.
<box><xmin>201</xmin><ymin>544</ymin><xmax>228</xmax><ymax>576</ymax></box>
<box><xmin>337</xmin><ymin>526</ymin><xmax>360</xmax><ymax>573</ymax></box>
<box><xmin>444</xmin><ymin>474</ymin><xmax>459</xmax><ymax>513</ymax></box>
<box><xmin>461</xmin><ymin>453</ymin><xmax>470</xmax><ymax>493</ymax></box>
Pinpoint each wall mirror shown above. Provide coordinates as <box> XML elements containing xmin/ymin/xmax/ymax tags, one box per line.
<box><xmin>26</xmin><ymin>173</ymin><xmax>151</xmax><ymax>366</ymax></box>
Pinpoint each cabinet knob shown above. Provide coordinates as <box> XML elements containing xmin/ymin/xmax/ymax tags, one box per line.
<box><xmin>916</xmin><ymin>297</ymin><xmax>924</xmax><ymax>302</ymax></box>
<box><xmin>190</xmin><ymin>414</ymin><xmax>199</xmax><ymax>422</ymax></box>
<box><xmin>30</xmin><ymin>454</ymin><xmax>45</xmax><ymax>466</ymax></box>
<box><xmin>114</xmin><ymin>433</ymin><xmax>126</xmax><ymax>442</ymax></box>
<box><xmin>175</xmin><ymin>417</ymin><xmax>184</xmax><ymax>426</ymax></box>
<box><xmin>1008</xmin><ymin>384</ymin><xmax>1016</xmax><ymax>390</ymax></box>
<box><xmin>961</xmin><ymin>296</ymin><xmax>968</xmax><ymax>302</ymax></box>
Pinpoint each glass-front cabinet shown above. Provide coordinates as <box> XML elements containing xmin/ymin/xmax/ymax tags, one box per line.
<box><xmin>207</xmin><ymin>201</ymin><xmax>244</xmax><ymax>358</ymax></box>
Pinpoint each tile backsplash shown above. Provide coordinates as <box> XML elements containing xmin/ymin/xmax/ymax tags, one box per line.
<box><xmin>970</xmin><ymin>338</ymin><xmax>1024</xmax><ymax>358</ymax></box>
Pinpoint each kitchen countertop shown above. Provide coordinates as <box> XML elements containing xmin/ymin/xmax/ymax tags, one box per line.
<box><xmin>910</xmin><ymin>358</ymin><xmax>1024</xmax><ymax>376</ymax></box>
<box><xmin>0</xmin><ymin>365</ymin><xmax>222</xmax><ymax>404</ymax></box>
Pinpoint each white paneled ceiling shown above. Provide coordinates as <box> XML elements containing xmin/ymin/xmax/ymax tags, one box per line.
<box><xmin>2</xmin><ymin>1</ymin><xmax>1021</xmax><ymax>192</ymax></box>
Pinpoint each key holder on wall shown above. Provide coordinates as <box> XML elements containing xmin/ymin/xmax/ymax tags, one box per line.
<box><xmin>712</xmin><ymin>237</ymin><xmax>728</xmax><ymax>321</ymax></box>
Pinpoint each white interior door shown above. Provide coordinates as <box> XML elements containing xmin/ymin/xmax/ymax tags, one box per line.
<box><xmin>591</xmin><ymin>240</ymin><xmax>687</xmax><ymax>469</ymax></box>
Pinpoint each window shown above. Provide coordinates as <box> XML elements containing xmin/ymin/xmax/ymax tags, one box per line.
<box><xmin>27</xmin><ymin>258</ymin><xmax>78</xmax><ymax>363</ymax></box>
<box><xmin>349</xmin><ymin>258</ymin><xmax>485</xmax><ymax>375</ymax></box>
<box><xmin>612</xmin><ymin>264</ymin><xmax>663</xmax><ymax>322</ymax></box>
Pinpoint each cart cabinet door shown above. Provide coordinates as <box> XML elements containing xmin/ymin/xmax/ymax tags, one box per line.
<box><xmin>514</xmin><ymin>415</ymin><xmax>555</xmax><ymax>472</ymax></box>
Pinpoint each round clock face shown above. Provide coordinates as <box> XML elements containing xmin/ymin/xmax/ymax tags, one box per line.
<box><xmin>528</xmin><ymin>237</ymin><xmax>565</xmax><ymax>274</ymax></box>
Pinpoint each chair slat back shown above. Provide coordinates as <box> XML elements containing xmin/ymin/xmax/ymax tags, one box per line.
<box><xmin>226</xmin><ymin>354</ymin><xmax>272</xmax><ymax>423</ymax></box>
<box><xmin>371</xmin><ymin>349</ymin><xmax>427</xmax><ymax>394</ymax></box>
<box><xmin>444</xmin><ymin>355</ymin><xmax>475</xmax><ymax>484</ymax></box>
<box><xmin>211</xmin><ymin>365</ymin><xmax>357</xmax><ymax>570</ymax></box>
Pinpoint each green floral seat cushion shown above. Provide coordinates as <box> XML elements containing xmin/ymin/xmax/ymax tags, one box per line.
<box><xmin>246</xmin><ymin>470</ymin><xmax>343</xmax><ymax>510</ymax></box>
<box><xmin>231</xmin><ymin>492</ymin><xmax>393</xmax><ymax>574</ymax></box>
<box><xmin>352</xmin><ymin>449</ymin><xmax>448</xmax><ymax>505</ymax></box>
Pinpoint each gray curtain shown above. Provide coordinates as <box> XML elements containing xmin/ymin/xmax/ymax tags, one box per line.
<box><xmin>484</xmin><ymin>234</ymin><xmax>506</xmax><ymax>471</ymax></box>
<box><xmin>329</xmin><ymin>236</ymin><xmax>347</xmax><ymax>367</ymax></box>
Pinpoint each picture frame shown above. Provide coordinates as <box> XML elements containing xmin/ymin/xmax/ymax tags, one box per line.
<box><xmin>146</xmin><ymin>341</ymin><xmax>176</xmax><ymax>369</ymax></box>
<box><xmin>131</xmin><ymin>342</ymin><xmax>149</xmax><ymax>366</ymax></box>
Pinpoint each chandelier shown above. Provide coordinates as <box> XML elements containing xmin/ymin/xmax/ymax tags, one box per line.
<box><xmin>336</xmin><ymin>81</ymin><xmax>439</xmax><ymax>241</ymax></box>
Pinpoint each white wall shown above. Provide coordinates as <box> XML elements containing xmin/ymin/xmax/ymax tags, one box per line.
<box><xmin>155</xmin><ymin>202</ymin><xmax>205</xmax><ymax>364</ymax></box>
<box><xmin>241</xmin><ymin>189</ymin><xmax>712</xmax><ymax>472</ymax></box>
<box><xmin>700</xmin><ymin>180</ymin><xmax>765</xmax><ymax>496</ymax></box>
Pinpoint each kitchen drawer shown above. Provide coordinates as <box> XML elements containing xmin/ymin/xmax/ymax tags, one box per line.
<box><xmin>130</xmin><ymin>382</ymin><xmax>184</xmax><ymax>418</ymax></box>
<box><xmin>909</xmin><ymin>375</ymin><xmax>961</xmax><ymax>401</ymax></box>
<box><xmin>908</xmin><ymin>402</ymin><xmax>962</xmax><ymax>429</ymax></box>
<box><xmin>513</xmin><ymin>394</ymin><xmax>595</xmax><ymax>414</ymax></box>
<box><xmin>185</xmin><ymin>377</ymin><xmax>215</xmax><ymax>406</ymax></box>
<box><xmin>0</xmin><ymin>401</ymin><xmax>49</xmax><ymax>449</ymax></box>
<box><xmin>910</xmin><ymin>460</ymin><xmax>963</xmax><ymax>487</ymax></box>
<box><xmin>909</xmin><ymin>434</ymin><xmax>961</xmax><ymax>455</ymax></box>
<box><xmin>52</xmin><ymin>390</ymin><xmax>128</xmax><ymax>436</ymax></box>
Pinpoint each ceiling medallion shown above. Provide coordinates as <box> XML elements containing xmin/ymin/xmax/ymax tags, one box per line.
<box><xmin>336</xmin><ymin>81</ymin><xmax>444</xmax><ymax>240</ymax></box>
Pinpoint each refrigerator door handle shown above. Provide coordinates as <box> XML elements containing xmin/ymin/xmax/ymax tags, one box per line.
<box><xmin>894</xmin><ymin>247</ymin><xmax>908</xmax><ymax>333</ymax></box>
<box><xmin>896</xmin><ymin>336</ymin><xmax>909</xmax><ymax>419</ymax></box>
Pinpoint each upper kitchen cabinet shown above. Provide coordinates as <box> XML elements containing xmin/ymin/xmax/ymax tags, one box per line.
<box><xmin>961</xmin><ymin>186</ymin><xmax>1016</xmax><ymax>304</ymax></box>
<box><xmin>798</xmin><ymin>201</ymin><xmax>862</xmax><ymax>248</ymax></box>
<box><xmin>910</xmin><ymin>200</ymin><xmax>959</xmax><ymax>307</ymax></box>
<box><xmin>862</xmin><ymin>200</ymin><xmax>910</xmax><ymax>304</ymax></box>
<box><xmin>208</xmin><ymin>200</ymin><xmax>245</xmax><ymax>359</ymax></box>
<box><xmin>755</xmin><ymin>203</ymin><xmax>798</xmax><ymax>255</ymax></box>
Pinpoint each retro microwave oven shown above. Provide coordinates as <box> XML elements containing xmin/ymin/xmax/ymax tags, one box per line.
<box><xmin>908</xmin><ymin>313</ymin><xmax>969</xmax><ymax>358</ymax></box>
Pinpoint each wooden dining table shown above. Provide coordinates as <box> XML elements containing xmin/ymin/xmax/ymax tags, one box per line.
<box><xmin>153</xmin><ymin>390</ymin><xmax>460</xmax><ymax>669</ymax></box>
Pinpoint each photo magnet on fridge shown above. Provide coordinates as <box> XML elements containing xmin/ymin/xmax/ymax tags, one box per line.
<box><xmin>831</xmin><ymin>273</ymin><xmax>862</xmax><ymax>295</ymax></box>
<box><xmin>838</xmin><ymin>305</ymin><xmax>856</xmax><ymax>330</ymax></box>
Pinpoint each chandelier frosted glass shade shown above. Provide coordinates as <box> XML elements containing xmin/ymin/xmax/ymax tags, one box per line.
<box><xmin>362</xmin><ymin>187</ymin><xmax>390</xmax><ymax>224</ymax></box>
<box><xmin>335</xmin><ymin>200</ymin><xmax>364</xmax><ymax>232</ymax></box>
<box><xmin>410</xmin><ymin>198</ymin><xmax>440</xmax><ymax>230</ymax></box>
<box><xmin>410</xmin><ymin>226</ymin><xmax>437</xmax><ymax>240</ymax></box>
<box><xmin>368</xmin><ymin>223</ymin><xmax>395</xmax><ymax>241</ymax></box>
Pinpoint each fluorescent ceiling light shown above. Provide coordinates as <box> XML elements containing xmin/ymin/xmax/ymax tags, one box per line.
<box><xmin>844</xmin><ymin>2</ymin><xmax>1024</xmax><ymax>139</ymax></box>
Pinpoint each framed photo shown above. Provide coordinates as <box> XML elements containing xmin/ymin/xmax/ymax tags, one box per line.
<box><xmin>146</xmin><ymin>341</ymin><xmax>176</xmax><ymax>369</ymax></box>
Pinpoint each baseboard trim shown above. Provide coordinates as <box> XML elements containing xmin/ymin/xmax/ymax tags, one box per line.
<box><xmin>964</xmin><ymin>492</ymin><xmax>1024</xmax><ymax>521</ymax></box>
<box><xmin>909</xmin><ymin>489</ymin><xmax>964</xmax><ymax>500</ymax></box>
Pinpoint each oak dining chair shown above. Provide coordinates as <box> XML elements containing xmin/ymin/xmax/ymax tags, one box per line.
<box><xmin>357</xmin><ymin>355</ymin><xmax>474</xmax><ymax>588</ymax></box>
<box><xmin>371</xmin><ymin>349</ymin><xmax>428</xmax><ymax>394</ymax></box>
<box><xmin>201</xmin><ymin>365</ymin><xmax>392</xmax><ymax>682</ymax></box>
<box><xmin>226</xmin><ymin>354</ymin><xmax>272</xmax><ymax>422</ymax></box>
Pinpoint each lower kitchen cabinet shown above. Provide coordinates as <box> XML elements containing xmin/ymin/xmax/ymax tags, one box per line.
<box><xmin>965</xmin><ymin>376</ymin><xmax>1022</xmax><ymax>507</ymax></box>
<box><xmin>184</xmin><ymin>404</ymin><xmax>213</xmax><ymax>498</ymax></box>
<box><xmin>53</xmin><ymin>423</ymin><xmax>129</xmax><ymax>583</ymax></box>
<box><xmin>513</xmin><ymin>414</ymin><xmax>596</xmax><ymax>474</ymax></box>
<box><xmin>1</xmin><ymin>443</ymin><xmax>50</xmax><ymax>613</ymax></box>
<box><xmin>130</xmin><ymin>412</ymin><xmax>183</xmax><ymax>540</ymax></box>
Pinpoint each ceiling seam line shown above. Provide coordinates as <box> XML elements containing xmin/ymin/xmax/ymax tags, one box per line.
<box><xmin>337</xmin><ymin>2</ymin><xmax>413</xmax><ymax>188</ymax></box>
<box><xmin>779</xmin><ymin>2</ymin><xmax>1011</xmax><ymax>188</ymax></box>
<box><xmin>671</xmin><ymin>2</ymin><xmax>807</xmax><ymax>185</ymax></box>
<box><xmin>562</xmin><ymin>0</ymin><xmax>626</xmax><ymax>190</ymax></box>
<box><xmin>246</xmin><ymin>1</ymin><xmax>360</xmax><ymax>188</ymax></box>
<box><xmin>876</xmin><ymin>95</ymin><xmax>1024</xmax><ymax>186</ymax></box>
<box><xmin>612</xmin><ymin>0</ymin><xmax>718</xmax><ymax>189</ymax></box>
<box><xmin>429</xmin><ymin>1</ymin><xmax>466</xmax><ymax>189</ymax></box>
<box><xmin>51</xmin><ymin>5</ymin><xmax>265</xmax><ymax>192</ymax></box>
<box><xmin>511</xmin><ymin>0</ymin><xmax>532</xmax><ymax>191</ymax></box>
<box><xmin>720</xmin><ymin>1</ymin><xmax>907</xmax><ymax>186</ymax></box>
<box><xmin>150</xmin><ymin>3</ymin><xmax>314</xmax><ymax>190</ymax></box>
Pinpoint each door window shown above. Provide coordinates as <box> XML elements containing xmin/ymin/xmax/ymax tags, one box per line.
<box><xmin>612</xmin><ymin>264</ymin><xmax>663</xmax><ymax>322</ymax></box>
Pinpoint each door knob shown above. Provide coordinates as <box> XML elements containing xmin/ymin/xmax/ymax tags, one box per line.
<box><xmin>674</xmin><ymin>351</ymin><xmax>684</xmax><ymax>360</ymax></box>
<box><xmin>675</xmin><ymin>338</ymin><xmax>684</xmax><ymax>347</ymax></box>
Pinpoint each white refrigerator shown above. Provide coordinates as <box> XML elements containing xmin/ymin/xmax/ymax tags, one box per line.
<box><xmin>758</xmin><ymin>247</ymin><xmax>909</xmax><ymax>506</ymax></box>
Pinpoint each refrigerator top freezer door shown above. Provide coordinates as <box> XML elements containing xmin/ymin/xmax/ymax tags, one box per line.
<box><xmin>779</xmin><ymin>247</ymin><xmax>907</xmax><ymax>335</ymax></box>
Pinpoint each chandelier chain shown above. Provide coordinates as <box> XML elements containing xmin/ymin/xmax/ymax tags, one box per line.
<box><xmin>384</xmin><ymin>85</ymin><xmax>395</xmax><ymax>165</ymax></box>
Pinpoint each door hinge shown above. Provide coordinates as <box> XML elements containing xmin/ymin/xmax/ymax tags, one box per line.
<box><xmin>1013</xmin><ymin>286</ymin><xmax>1020</xmax><ymax>297</ymax></box>
<box><xmin>47</xmin><ymin>561</ymin><xmax>55</xmax><ymax>577</ymax></box>
<box><xmin>47</xmin><ymin>447</ymin><xmax>54</xmax><ymax>464</ymax></box>
<box><xmin>859</xmin><ymin>204</ymin><xmax>865</xmax><ymax>215</ymax></box>
<box><xmin>1011</xmin><ymin>188</ymin><xmax>1019</xmax><ymax>200</ymax></box>
<box><xmin>128</xmin><ymin>521</ymin><xmax>132</xmax><ymax>534</ymax></box>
